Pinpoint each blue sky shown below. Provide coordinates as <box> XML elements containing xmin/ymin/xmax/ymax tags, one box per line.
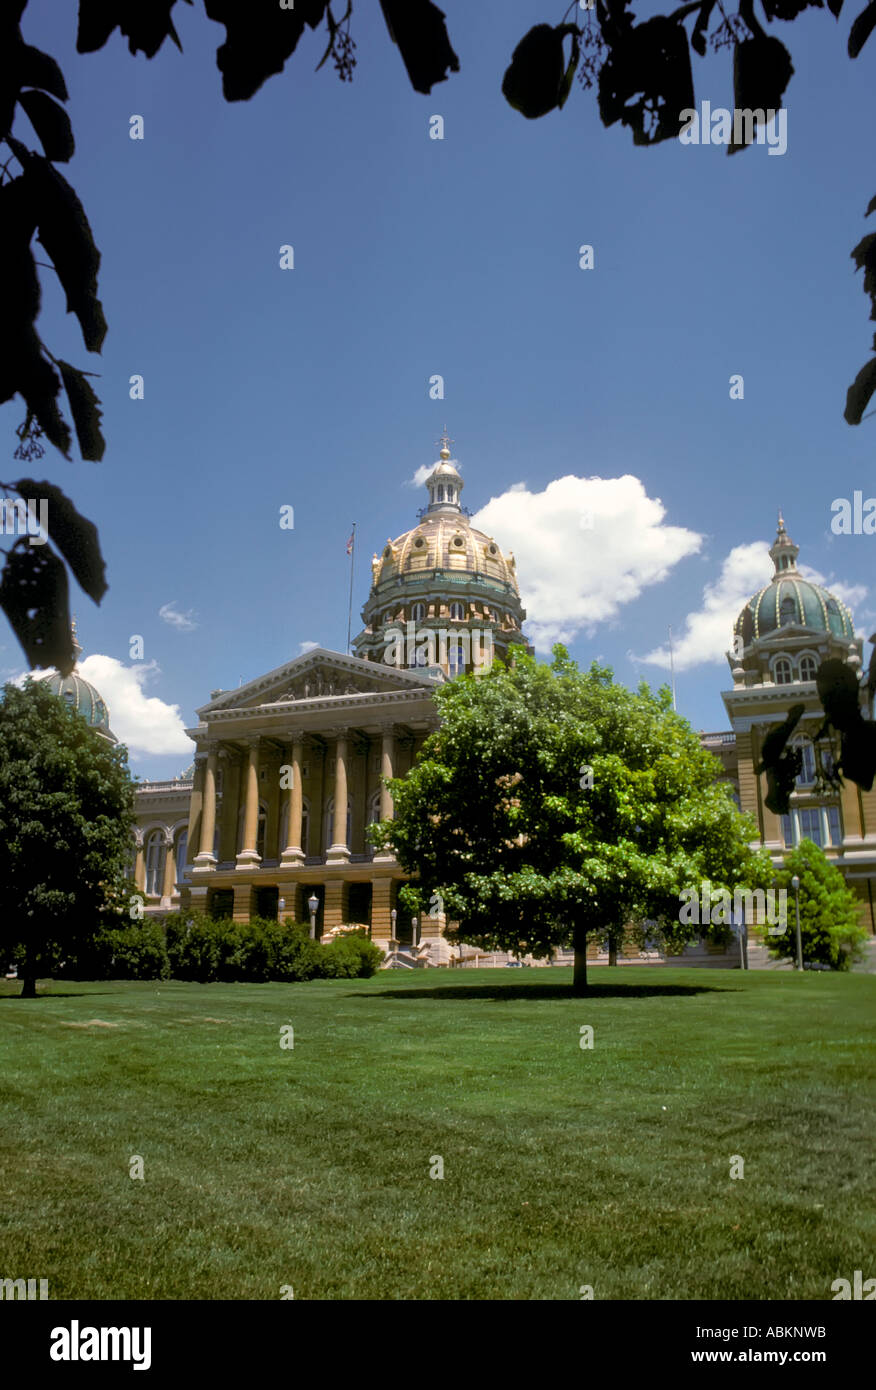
<box><xmin>3</xmin><ymin>0</ymin><xmax>874</xmax><ymax>777</ymax></box>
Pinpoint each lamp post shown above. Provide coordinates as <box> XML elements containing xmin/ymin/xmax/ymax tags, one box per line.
<box><xmin>791</xmin><ymin>874</ymin><xmax>803</xmax><ymax>971</ymax></box>
<box><xmin>411</xmin><ymin>915</ymin><xmax>418</xmax><ymax>951</ymax></box>
<box><xmin>278</xmin><ymin>897</ymin><xmax>285</xmax><ymax>923</ymax></box>
<box><xmin>390</xmin><ymin>907</ymin><xmax>397</xmax><ymax>945</ymax></box>
<box><xmin>308</xmin><ymin>892</ymin><xmax>319</xmax><ymax>941</ymax></box>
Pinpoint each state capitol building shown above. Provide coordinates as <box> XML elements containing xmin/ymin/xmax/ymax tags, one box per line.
<box><xmin>45</xmin><ymin>440</ymin><xmax>876</xmax><ymax>958</ymax></box>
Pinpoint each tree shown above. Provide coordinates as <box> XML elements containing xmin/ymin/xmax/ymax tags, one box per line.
<box><xmin>369</xmin><ymin>648</ymin><xmax>774</xmax><ymax>993</ymax></box>
<box><xmin>0</xmin><ymin>678</ymin><xmax>135</xmax><ymax>996</ymax></box>
<box><xmin>771</xmin><ymin>838</ymin><xmax>868</xmax><ymax>969</ymax></box>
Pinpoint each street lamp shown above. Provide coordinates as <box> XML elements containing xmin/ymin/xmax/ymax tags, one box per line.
<box><xmin>308</xmin><ymin>893</ymin><xmax>319</xmax><ymax>940</ymax></box>
<box><xmin>278</xmin><ymin>897</ymin><xmax>285</xmax><ymax>922</ymax></box>
<box><xmin>791</xmin><ymin>874</ymin><xmax>803</xmax><ymax>971</ymax></box>
<box><xmin>411</xmin><ymin>915</ymin><xmax>418</xmax><ymax>951</ymax></box>
<box><xmin>390</xmin><ymin>908</ymin><xmax>397</xmax><ymax>944</ymax></box>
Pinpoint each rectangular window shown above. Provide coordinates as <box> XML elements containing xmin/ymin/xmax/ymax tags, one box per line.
<box><xmin>781</xmin><ymin>813</ymin><xmax>794</xmax><ymax>847</ymax></box>
<box><xmin>798</xmin><ymin>807</ymin><xmax>824</xmax><ymax>846</ymax></box>
<box><xmin>826</xmin><ymin>804</ymin><xmax>842</xmax><ymax>846</ymax></box>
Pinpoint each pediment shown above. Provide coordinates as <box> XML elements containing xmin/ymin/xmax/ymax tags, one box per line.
<box><xmin>196</xmin><ymin>647</ymin><xmax>435</xmax><ymax>715</ymax></box>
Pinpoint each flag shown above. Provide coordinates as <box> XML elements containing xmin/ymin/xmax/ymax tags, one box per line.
<box><xmin>346</xmin><ymin>529</ymin><xmax>354</xmax><ymax>555</ymax></box>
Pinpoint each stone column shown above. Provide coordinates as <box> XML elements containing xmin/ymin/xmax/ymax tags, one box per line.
<box><xmin>133</xmin><ymin>830</ymin><xmax>145</xmax><ymax>892</ymax></box>
<box><xmin>188</xmin><ymin>757</ymin><xmax>205</xmax><ymax>868</ymax></box>
<box><xmin>193</xmin><ymin>743</ymin><xmax>218</xmax><ymax>868</ymax></box>
<box><xmin>326</xmin><ymin>728</ymin><xmax>350</xmax><ymax>863</ymax></box>
<box><xmin>372</xmin><ymin>724</ymin><xmax>397</xmax><ymax>864</ymax></box>
<box><xmin>280</xmin><ymin>735</ymin><xmax>305</xmax><ymax>867</ymax></box>
<box><xmin>324</xmin><ymin>879</ymin><xmax>348</xmax><ymax>932</ymax></box>
<box><xmin>236</xmin><ymin>738</ymin><xmax>261</xmax><ymax>868</ymax></box>
<box><xmin>161</xmin><ymin>831</ymin><xmax>176</xmax><ymax>905</ymax></box>
<box><xmin>380</xmin><ymin>724</ymin><xmax>395</xmax><ymax>819</ymax></box>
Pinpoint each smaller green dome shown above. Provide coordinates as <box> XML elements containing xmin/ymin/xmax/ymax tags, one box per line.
<box><xmin>735</xmin><ymin>515</ymin><xmax>855</xmax><ymax>644</ymax></box>
<box><xmin>41</xmin><ymin>670</ymin><xmax>115</xmax><ymax>739</ymax></box>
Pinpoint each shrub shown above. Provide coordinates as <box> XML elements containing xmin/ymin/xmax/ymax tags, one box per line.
<box><xmin>321</xmin><ymin>931</ymin><xmax>384</xmax><ymax>979</ymax></box>
<box><xmin>102</xmin><ymin>919</ymin><xmax>170</xmax><ymax>979</ymax></box>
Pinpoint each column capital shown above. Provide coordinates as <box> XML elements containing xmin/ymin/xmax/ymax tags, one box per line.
<box><xmin>330</xmin><ymin>724</ymin><xmax>350</xmax><ymax>741</ymax></box>
<box><xmin>132</xmin><ymin>827</ymin><xmax>144</xmax><ymax>848</ymax></box>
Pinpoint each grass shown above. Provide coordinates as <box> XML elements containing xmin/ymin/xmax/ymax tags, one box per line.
<box><xmin>0</xmin><ymin>967</ymin><xmax>873</xmax><ymax>1300</ymax></box>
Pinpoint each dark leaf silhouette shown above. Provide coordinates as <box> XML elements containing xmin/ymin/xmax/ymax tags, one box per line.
<box><xmin>848</xmin><ymin>0</ymin><xmax>876</xmax><ymax>56</ymax></box>
<box><xmin>691</xmin><ymin>1</ymin><xmax>715</xmax><ymax>57</ymax></box>
<box><xmin>503</xmin><ymin>24</ymin><xmax>577</xmax><ymax>120</ymax></box>
<box><xmin>8</xmin><ymin>136</ymin><xmax>107</xmax><ymax>351</ymax></box>
<box><xmin>0</xmin><ymin>542</ymin><xmax>74</xmax><ymax>675</ymax></box>
<box><xmin>729</xmin><ymin>35</ymin><xmax>793</xmax><ymax>153</ymax></box>
<box><xmin>756</xmin><ymin>704</ymin><xmax>805</xmax><ymax>815</ymax></box>
<box><xmin>597</xmin><ymin>16</ymin><xmax>694</xmax><ymax>145</ymax></box>
<box><xmin>844</xmin><ymin>356</ymin><xmax>876</xmax><ymax>424</ymax></box>
<box><xmin>18</xmin><ymin>89</ymin><xmax>75</xmax><ymax>161</ymax></box>
<box><xmin>13</xmin><ymin>478</ymin><xmax>107</xmax><ymax>603</ymax></box>
<box><xmin>76</xmin><ymin>0</ymin><xmax>190</xmax><ymax>59</ymax></box>
<box><xmin>380</xmin><ymin>0</ymin><xmax>460</xmax><ymax>95</ymax></box>
<box><xmin>814</xmin><ymin>658</ymin><xmax>876</xmax><ymax>792</ymax></box>
<box><xmin>56</xmin><ymin>360</ymin><xmax>105</xmax><ymax>461</ymax></box>
<box><xmin>203</xmin><ymin>0</ymin><xmax>327</xmax><ymax>102</ymax></box>
<box><xmin>19</xmin><ymin>43</ymin><xmax>69</xmax><ymax>102</ymax></box>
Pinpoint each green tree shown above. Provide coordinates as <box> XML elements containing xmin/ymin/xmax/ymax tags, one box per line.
<box><xmin>771</xmin><ymin>838</ymin><xmax>868</xmax><ymax>969</ymax></box>
<box><xmin>369</xmin><ymin>648</ymin><xmax>774</xmax><ymax>993</ymax></box>
<box><xmin>0</xmin><ymin>677</ymin><xmax>135</xmax><ymax>996</ymax></box>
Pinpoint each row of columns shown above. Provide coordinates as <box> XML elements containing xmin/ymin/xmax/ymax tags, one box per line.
<box><xmin>192</xmin><ymin>725</ymin><xmax>397</xmax><ymax>872</ymax></box>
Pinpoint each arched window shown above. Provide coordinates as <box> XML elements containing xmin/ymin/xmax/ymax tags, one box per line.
<box><xmin>779</xmin><ymin>596</ymin><xmax>796</xmax><ymax>627</ymax></box>
<box><xmin>449</xmin><ymin>601</ymin><xmax>465</xmax><ymax>620</ymax></box>
<box><xmin>795</xmin><ymin>739</ymin><xmax>816</xmax><ymax>787</ymax></box>
<box><xmin>144</xmin><ymin>830</ymin><xmax>165</xmax><ymax>896</ymax></box>
<box><xmin>799</xmin><ymin>654</ymin><xmax>817</xmax><ymax>681</ymax></box>
<box><xmin>774</xmin><ymin>657</ymin><xmax>793</xmax><ymax>685</ymax></box>
<box><xmin>437</xmin><ymin>486</ymin><xmax>445</xmax><ymax>501</ymax></box>
<box><xmin>449</xmin><ymin>642</ymin><xmax>466</xmax><ymax>676</ymax></box>
<box><xmin>411</xmin><ymin>602</ymin><xmax>425</xmax><ymax>622</ymax></box>
<box><xmin>175</xmin><ymin>828</ymin><xmax>188</xmax><ymax>885</ymax></box>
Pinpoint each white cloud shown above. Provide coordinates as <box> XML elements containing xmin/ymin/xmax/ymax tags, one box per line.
<box><xmin>639</xmin><ymin>547</ymin><xmax>871</xmax><ymax>671</ymax></box>
<box><xmin>298</xmin><ymin>640</ymin><xmax>320</xmax><ymax>655</ymax></box>
<box><xmin>640</xmin><ymin>542</ymin><xmax>771</xmax><ymax>671</ymax></box>
<box><xmin>469</xmin><ymin>475</ymin><xmax>703</xmax><ymax>650</ymax></box>
<box><xmin>406</xmin><ymin>457</ymin><xmax>463</xmax><ymax>489</ymax></box>
<box><xmin>159</xmin><ymin>601</ymin><xmax>197</xmax><ymax>631</ymax></box>
<box><xmin>22</xmin><ymin>656</ymin><xmax>191</xmax><ymax>757</ymax></box>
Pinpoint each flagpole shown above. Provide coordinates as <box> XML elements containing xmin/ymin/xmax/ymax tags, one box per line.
<box><xmin>669</xmin><ymin>625</ymin><xmax>677</xmax><ymax>711</ymax></box>
<box><xmin>346</xmin><ymin>523</ymin><xmax>356</xmax><ymax>655</ymax></box>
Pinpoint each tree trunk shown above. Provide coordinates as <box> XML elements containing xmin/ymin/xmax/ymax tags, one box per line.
<box><xmin>20</xmin><ymin>976</ymin><xmax>36</xmax><ymax>998</ymax></box>
<box><xmin>572</xmin><ymin>925</ymin><xmax>588</xmax><ymax>994</ymax></box>
<box><xmin>608</xmin><ymin>931</ymin><xmax>617</xmax><ymax>967</ymax></box>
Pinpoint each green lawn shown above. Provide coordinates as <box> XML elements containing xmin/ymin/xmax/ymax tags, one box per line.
<box><xmin>0</xmin><ymin>968</ymin><xmax>873</xmax><ymax>1300</ymax></box>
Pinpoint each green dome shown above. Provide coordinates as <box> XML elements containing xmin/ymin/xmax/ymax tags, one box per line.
<box><xmin>41</xmin><ymin>670</ymin><xmax>115</xmax><ymax>739</ymax></box>
<box><xmin>735</xmin><ymin>515</ymin><xmax>855</xmax><ymax>646</ymax></box>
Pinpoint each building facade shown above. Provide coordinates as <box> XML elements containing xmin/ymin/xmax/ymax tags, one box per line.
<box><xmin>125</xmin><ymin>494</ymin><xmax>875</xmax><ymax>956</ymax></box>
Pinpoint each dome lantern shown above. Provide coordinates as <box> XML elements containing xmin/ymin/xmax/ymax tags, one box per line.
<box><xmin>424</xmin><ymin>430</ymin><xmax>464</xmax><ymax>515</ymax></box>
<box><xmin>769</xmin><ymin>510</ymin><xmax>799</xmax><ymax>576</ymax></box>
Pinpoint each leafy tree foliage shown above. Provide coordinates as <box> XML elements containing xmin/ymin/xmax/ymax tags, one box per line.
<box><xmin>771</xmin><ymin>837</ymin><xmax>869</xmax><ymax>968</ymax></box>
<box><xmin>369</xmin><ymin>649</ymin><xmax>774</xmax><ymax>992</ymax></box>
<box><xmin>0</xmin><ymin>677</ymin><xmax>135</xmax><ymax>996</ymax></box>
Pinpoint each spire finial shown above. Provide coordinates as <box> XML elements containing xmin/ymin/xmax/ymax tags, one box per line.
<box><xmin>436</xmin><ymin>425</ymin><xmax>453</xmax><ymax>460</ymax></box>
<box><xmin>71</xmin><ymin>615</ymin><xmax>82</xmax><ymax>664</ymax></box>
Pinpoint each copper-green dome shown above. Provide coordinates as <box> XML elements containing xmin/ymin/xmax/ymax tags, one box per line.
<box><xmin>735</xmin><ymin>515</ymin><xmax>855</xmax><ymax>646</ymax></box>
<box><xmin>41</xmin><ymin>669</ymin><xmax>115</xmax><ymax>740</ymax></box>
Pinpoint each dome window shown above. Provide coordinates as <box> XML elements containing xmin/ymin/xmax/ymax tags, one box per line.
<box><xmin>437</xmin><ymin>486</ymin><xmax>445</xmax><ymax>501</ymax></box>
<box><xmin>411</xmin><ymin>602</ymin><xmax>426</xmax><ymax>622</ymax></box>
<box><xmin>488</xmin><ymin>543</ymin><xmax>498</xmax><ymax>556</ymax></box>
<box><xmin>774</xmin><ymin>657</ymin><xmax>793</xmax><ymax>685</ymax></box>
<box><xmin>779</xmin><ymin>597</ymin><xmax>796</xmax><ymax>627</ymax></box>
<box><xmin>449</xmin><ymin>602</ymin><xmax>465</xmax><ymax>620</ymax></box>
<box><xmin>413</xmin><ymin>536</ymin><xmax>426</xmax><ymax>549</ymax></box>
<box><xmin>383</xmin><ymin>546</ymin><xmax>392</xmax><ymax>560</ymax></box>
<box><xmin>451</xmin><ymin>536</ymin><xmax>465</xmax><ymax>548</ymax></box>
<box><xmin>799</xmin><ymin>655</ymin><xmax>817</xmax><ymax>682</ymax></box>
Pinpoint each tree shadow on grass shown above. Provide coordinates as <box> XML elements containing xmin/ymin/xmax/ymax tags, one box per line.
<box><xmin>349</xmin><ymin>981</ymin><xmax>738</xmax><ymax>1003</ymax></box>
<box><xmin>0</xmin><ymin>989</ymin><xmax>114</xmax><ymax>1001</ymax></box>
